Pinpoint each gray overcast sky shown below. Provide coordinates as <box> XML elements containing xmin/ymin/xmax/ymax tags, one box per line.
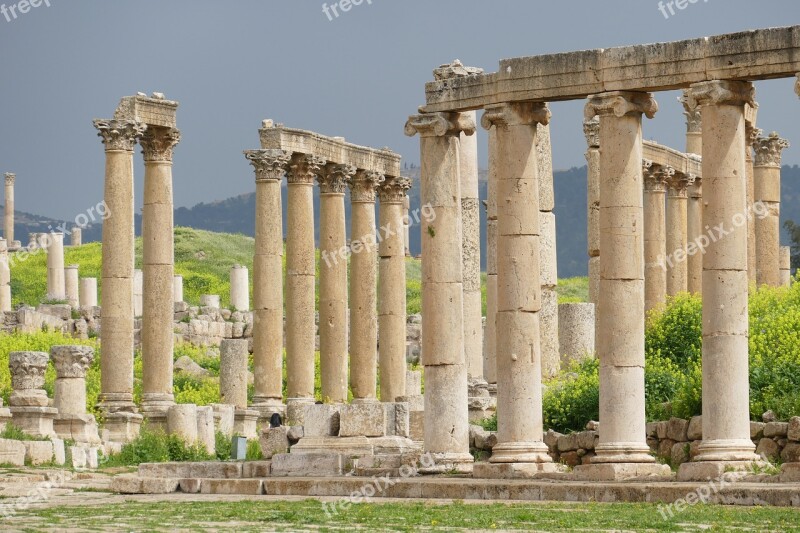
<box><xmin>1</xmin><ymin>0</ymin><xmax>799</xmax><ymax>220</ymax></box>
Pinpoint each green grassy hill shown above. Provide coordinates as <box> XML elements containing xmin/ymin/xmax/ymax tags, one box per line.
<box><xmin>9</xmin><ymin>227</ymin><xmax>587</xmax><ymax>311</ymax></box>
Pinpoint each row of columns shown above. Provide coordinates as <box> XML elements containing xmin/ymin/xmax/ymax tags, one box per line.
<box><xmin>244</xmin><ymin>149</ymin><xmax>411</xmax><ymax>420</ymax></box>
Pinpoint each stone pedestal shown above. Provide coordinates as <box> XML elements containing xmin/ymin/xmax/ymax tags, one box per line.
<box><xmin>45</xmin><ymin>233</ymin><xmax>66</xmax><ymax>301</ymax></box>
<box><xmin>286</xmin><ymin>154</ymin><xmax>324</xmax><ymax>401</ymax></box>
<box><xmin>405</xmin><ymin>110</ymin><xmax>474</xmax><ymax>473</ymax></box>
<box><xmin>753</xmin><ymin>132</ymin><xmax>789</xmax><ymax>287</ymax></box>
<box><xmin>318</xmin><ymin>164</ymin><xmax>353</xmax><ymax>404</ymax></box>
<box><xmin>678</xmin><ymin>80</ymin><xmax>761</xmax><ymax>481</ymax></box>
<box><xmin>65</xmin><ymin>265</ymin><xmax>80</xmax><ymax>308</ymax></box>
<box><xmin>245</xmin><ymin>149</ymin><xmax>290</xmax><ymax>417</ymax></box>
<box><xmin>575</xmin><ymin>92</ymin><xmax>666</xmax><ymax>480</ymax></box>
<box><xmin>140</xmin><ymin>126</ymin><xmax>180</xmax><ymax>422</ymax></box>
<box><xmin>51</xmin><ymin>345</ymin><xmax>100</xmax><ymax>444</ymax></box>
<box><xmin>378</xmin><ymin>177</ymin><xmax>412</xmax><ymax>403</ymax></box>
<box><xmin>482</xmin><ymin>102</ymin><xmax>552</xmax><ymax>466</ymax></box>
<box><xmin>233</xmin><ymin>409</ymin><xmax>259</xmax><ymax>440</ymax></box>
<box><xmin>4</xmin><ymin>173</ymin><xmax>15</xmax><ymax>245</ymax></box>
<box><xmin>349</xmin><ymin>170</ymin><xmax>383</xmax><ymax>402</ymax></box>
<box><xmin>230</xmin><ymin>265</ymin><xmax>249</xmax><ymax>311</ymax></box>
<box><xmin>643</xmin><ymin>162</ymin><xmax>667</xmax><ymax>314</ymax></box>
<box><xmin>558</xmin><ymin>303</ymin><xmax>595</xmax><ymax>366</ymax></box>
<box><xmin>9</xmin><ymin>351</ymin><xmax>57</xmax><ymax>438</ymax></box>
<box><xmin>101</xmin><ymin>412</ymin><xmax>142</xmax><ymax>444</ymax></box>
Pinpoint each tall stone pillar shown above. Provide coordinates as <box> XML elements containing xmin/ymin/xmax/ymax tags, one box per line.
<box><xmin>4</xmin><ymin>173</ymin><xmax>14</xmax><ymax>246</ymax></box>
<box><xmin>753</xmin><ymin>132</ymin><xmax>789</xmax><ymax>287</ymax></box>
<box><xmin>229</xmin><ymin>265</ymin><xmax>250</xmax><ymax>311</ymax></box>
<box><xmin>245</xmin><ymin>149</ymin><xmax>291</xmax><ymax>418</ymax></box>
<box><xmin>378</xmin><ymin>176</ymin><xmax>412</xmax><ymax>403</ymax></box>
<box><xmin>643</xmin><ymin>162</ymin><xmax>667</xmax><ymax>314</ymax></box>
<box><xmin>679</xmin><ymin>80</ymin><xmax>761</xmax><ymax>481</ymax></box>
<box><xmin>0</xmin><ymin>238</ymin><xmax>11</xmax><ymax>312</ymax></box>
<box><xmin>71</xmin><ymin>228</ymin><xmax>82</xmax><ymax>247</ymax></box>
<box><xmin>478</xmin><ymin>102</ymin><xmax>555</xmax><ymax>474</ymax></box>
<box><xmin>666</xmin><ymin>171</ymin><xmax>692</xmax><ymax>296</ymax></box>
<box><xmin>584</xmin><ymin>117</ymin><xmax>601</xmax><ymax>306</ymax></box>
<box><xmin>286</xmin><ymin>154</ymin><xmax>325</xmax><ymax>402</ymax></box>
<box><xmin>538</xmin><ymin>124</ymin><xmax>559</xmax><ymax>379</ymax></box>
<box><xmin>483</xmin><ymin>126</ymin><xmax>499</xmax><ymax>388</ymax></box>
<box><xmin>45</xmin><ymin>233</ymin><xmax>66</xmax><ymax>301</ymax></box>
<box><xmin>348</xmin><ymin>170</ymin><xmax>383</xmax><ymax>402</ymax></box>
<box><xmin>405</xmin><ymin>111</ymin><xmax>474</xmax><ymax>472</ymax></box>
<box><xmin>318</xmin><ymin>164</ymin><xmax>354</xmax><ymax>404</ymax></box>
<box><xmin>576</xmin><ymin>92</ymin><xmax>669</xmax><ymax>481</ymax></box>
<box><xmin>65</xmin><ymin>265</ymin><xmax>79</xmax><ymax>308</ymax></box>
<box><xmin>403</xmin><ymin>194</ymin><xmax>411</xmax><ymax>256</ymax></box>
<box><xmin>682</xmin><ymin>90</ymin><xmax>704</xmax><ymax>295</ymax></box>
<box><xmin>80</xmin><ymin>278</ymin><xmax>98</xmax><ymax>308</ymax></box>
<box><xmin>745</xmin><ymin>104</ymin><xmax>759</xmax><ymax>285</ymax></box>
<box><xmin>93</xmin><ymin>119</ymin><xmax>144</xmax><ymax>438</ymax></box>
<box><xmin>140</xmin><ymin>126</ymin><xmax>180</xmax><ymax>423</ymax></box>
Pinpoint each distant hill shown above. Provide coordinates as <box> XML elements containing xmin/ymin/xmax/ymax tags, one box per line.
<box><xmin>8</xmin><ymin>165</ymin><xmax>800</xmax><ymax>279</ymax></box>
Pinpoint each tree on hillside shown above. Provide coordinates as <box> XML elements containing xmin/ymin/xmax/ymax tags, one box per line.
<box><xmin>785</xmin><ymin>220</ymin><xmax>800</xmax><ymax>271</ymax></box>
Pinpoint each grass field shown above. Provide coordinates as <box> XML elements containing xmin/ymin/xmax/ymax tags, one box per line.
<box><xmin>6</xmin><ymin>499</ymin><xmax>800</xmax><ymax>532</ymax></box>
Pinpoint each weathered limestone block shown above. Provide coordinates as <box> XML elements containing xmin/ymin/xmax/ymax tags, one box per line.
<box><xmin>270</xmin><ymin>452</ymin><xmax>343</xmax><ymax>477</ymax></box>
<box><xmin>233</xmin><ymin>409</ymin><xmax>259</xmax><ymax>439</ymax></box>
<box><xmin>200</xmin><ymin>295</ymin><xmax>220</xmax><ymax>309</ymax></box>
<box><xmin>300</xmin><ymin>404</ymin><xmax>341</xmax><ymax>437</ymax></box>
<box><xmin>211</xmin><ymin>403</ymin><xmax>234</xmax><ymax>437</ymax></box>
<box><xmin>688</xmin><ymin>416</ymin><xmax>703</xmax><ymax>441</ymax></box>
<box><xmin>196</xmin><ymin>406</ymin><xmax>216</xmax><ymax>456</ymax></box>
<box><xmin>788</xmin><ymin>417</ymin><xmax>800</xmax><ymax>442</ymax></box>
<box><xmin>406</xmin><ymin>370</ymin><xmax>422</xmax><ymax>397</ymax></box>
<box><xmin>167</xmin><ymin>404</ymin><xmax>198</xmax><ymax>444</ymax></box>
<box><xmin>0</xmin><ymin>438</ymin><xmax>26</xmax><ymax>466</ymax></box>
<box><xmin>260</xmin><ymin>426</ymin><xmax>289</xmax><ymax>459</ymax></box>
<box><xmin>220</xmin><ymin>339</ymin><xmax>249</xmax><ymax>409</ymax></box>
<box><xmin>756</xmin><ymin>438</ymin><xmax>781</xmax><ymax>461</ymax></box>
<box><xmin>666</xmin><ymin>418</ymin><xmax>689</xmax><ymax>442</ymax></box>
<box><xmin>22</xmin><ymin>440</ymin><xmax>54</xmax><ymax>466</ymax></box>
<box><xmin>764</xmin><ymin>422</ymin><xmax>789</xmax><ymax>438</ymax></box>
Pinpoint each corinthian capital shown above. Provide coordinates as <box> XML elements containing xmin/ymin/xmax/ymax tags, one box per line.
<box><xmin>379</xmin><ymin>176</ymin><xmax>413</xmax><ymax>204</ymax></box>
<box><xmin>4</xmin><ymin>173</ymin><xmax>15</xmax><ymax>186</ymax></box>
<box><xmin>287</xmin><ymin>154</ymin><xmax>326</xmax><ymax>185</ymax></box>
<box><xmin>585</xmin><ymin>91</ymin><xmax>658</xmax><ymax>120</ymax></box>
<box><xmin>93</xmin><ymin>119</ymin><xmax>146</xmax><ymax>151</ymax></box>
<box><xmin>140</xmin><ymin>127</ymin><xmax>181</xmax><ymax>162</ymax></box>
<box><xmin>244</xmin><ymin>149</ymin><xmax>291</xmax><ymax>182</ymax></box>
<box><xmin>317</xmin><ymin>164</ymin><xmax>356</xmax><ymax>194</ymax></box>
<box><xmin>795</xmin><ymin>74</ymin><xmax>800</xmax><ymax>99</ymax></box>
<box><xmin>50</xmin><ymin>345</ymin><xmax>94</xmax><ymax>379</ymax></box>
<box><xmin>680</xmin><ymin>89</ymin><xmax>702</xmax><ymax>134</ymax></box>
<box><xmin>666</xmin><ymin>171</ymin><xmax>694</xmax><ymax>199</ymax></box>
<box><xmin>754</xmin><ymin>132</ymin><xmax>790</xmax><ymax>167</ymax></box>
<box><xmin>405</xmin><ymin>112</ymin><xmax>476</xmax><ymax>138</ymax></box>
<box><xmin>690</xmin><ymin>80</ymin><xmax>755</xmax><ymax>108</ymax></box>
<box><xmin>583</xmin><ymin>116</ymin><xmax>600</xmax><ymax>148</ymax></box>
<box><xmin>348</xmin><ymin>170</ymin><xmax>385</xmax><ymax>203</ymax></box>
<box><xmin>643</xmin><ymin>161</ymin><xmax>667</xmax><ymax>193</ymax></box>
<box><xmin>481</xmin><ymin>102</ymin><xmax>551</xmax><ymax>130</ymax></box>
<box><xmin>9</xmin><ymin>351</ymin><xmax>48</xmax><ymax>391</ymax></box>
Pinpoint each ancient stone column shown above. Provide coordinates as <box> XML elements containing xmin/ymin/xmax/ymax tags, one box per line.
<box><xmin>93</xmin><ymin>119</ymin><xmax>144</xmax><ymax>428</ymax></box>
<box><xmin>403</xmin><ymin>194</ymin><xmax>411</xmax><ymax>256</ymax></box>
<box><xmin>538</xmin><ymin>124</ymin><xmax>559</xmax><ymax>379</ymax></box>
<box><xmin>576</xmin><ymin>92</ymin><xmax>669</xmax><ymax>481</ymax></box>
<box><xmin>378</xmin><ymin>176</ymin><xmax>412</xmax><ymax>403</ymax></box>
<box><xmin>71</xmin><ymin>228</ymin><xmax>82</xmax><ymax>247</ymax></box>
<box><xmin>348</xmin><ymin>170</ymin><xmax>383</xmax><ymax>402</ymax></box>
<box><xmin>584</xmin><ymin>117</ymin><xmax>601</xmax><ymax>305</ymax></box>
<box><xmin>229</xmin><ymin>265</ymin><xmax>250</xmax><ymax>311</ymax></box>
<box><xmin>405</xmin><ymin>111</ymin><xmax>474</xmax><ymax>472</ymax></box>
<box><xmin>286</xmin><ymin>153</ymin><xmax>325</xmax><ymax>402</ymax></box>
<box><xmin>65</xmin><ymin>265</ymin><xmax>79</xmax><ymax>308</ymax></box>
<box><xmin>682</xmin><ymin>89</ymin><xmax>704</xmax><ymax>295</ymax></box>
<box><xmin>745</xmin><ymin>104</ymin><xmax>759</xmax><ymax>285</ymax></box>
<box><xmin>479</xmin><ymin>102</ymin><xmax>553</xmax><ymax>472</ymax></box>
<box><xmin>558</xmin><ymin>302</ymin><xmax>595</xmax><ymax>365</ymax></box>
<box><xmin>643</xmin><ymin>162</ymin><xmax>667</xmax><ymax>314</ymax></box>
<box><xmin>9</xmin><ymin>351</ymin><xmax>57</xmax><ymax>438</ymax></box>
<box><xmin>679</xmin><ymin>80</ymin><xmax>761</xmax><ymax>481</ymax></box>
<box><xmin>45</xmin><ymin>233</ymin><xmax>66</xmax><ymax>301</ymax></box>
<box><xmin>51</xmin><ymin>345</ymin><xmax>100</xmax><ymax>443</ymax></box>
<box><xmin>4</xmin><ymin>173</ymin><xmax>15</xmax><ymax>245</ymax></box>
<box><xmin>220</xmin><ymin>338</ymin><xmax>258</xmax><ymax>438</ymax></box>
<box><xmin>133</xmin><ymin>269</ymin><xmax>143</xmax><ymax>317</ymax></box>
<box><xmin>318</xmin><ymin>164</ymin><xmax>354</xmax><ymax>404</ymax></box>
<box><xmin>173</xmin><ymin>275</ymin><xmax>184</xmax><ymax>303</ymax></box>
<box><xmin>666</xmin><ymin>171</ymin><xmax>693</xmax><ymax>296</ymax></box>
<box><xmin>140</xmin><ymin>126</ymin><xmax>181</xmax><ymax>423</ymax></box>
<box><xmin>753</xmin><ymin>132</ymin><xmax>790</xmax><ymax>287</ymax></box>
<box><xmin>79</xmin><ymin>278</ymin><xmax>98</xmax><ymax>308</ymax></box>
<box><xmin>0</xmin><ymin>238</ymin><xmax>11</xmax><ymax>312</ymax></box>
<box><xmin>780</xmin><ymin>246</ymin><xmax>792</xmax><ymax>286</ymax></box>
<box><xmin>483</xmin><ymin>125</ymin><xmax>499</xmax><ymax>388</ymax></box>
<box><xmin>245</xmin><ymin>149</ymin><xmax>290</xmax><ymax>418</ymax></box>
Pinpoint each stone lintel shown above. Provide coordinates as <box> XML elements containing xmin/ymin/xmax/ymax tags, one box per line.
<box><xmin>259</xmin><ymin>120</ymin><xmax>401</xmax><ymax>178</ymax></box>
<box><xmin>422</xmin><ymin>26</ymin><xmax>800</xmax><ymax>112</ymax></box>
<box><xmin>114</xmin><ymin>94</ymin><xmax>179</xmax><ymax>129</ymax></box>
<box><xmin>643</xmin><ymin>141</ymin><xmax>702</xmax><ymax>179</ymax></box>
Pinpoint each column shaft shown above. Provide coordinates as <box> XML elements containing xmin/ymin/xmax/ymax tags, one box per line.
<box><xmin>666</xmin><ymin>173</ymin><xmax>691</xmax><ymax>296</ymax></box>
<box><xmin>753</xmin><ymin>133</ymin><xmax>789</xmax><ymax>287</ymax></box>
<box><xmin>643</xmin><ymin>164</ymin><xmax>666</xmax><ymax>314</ymax></box>
<box><xmin>483</xmin><ymin>126</ymin><xmax>498</xmax><ymax>386</ymax></box>
<box><xmin>45</xmin><ymin>233</ymin><xmax>66</xmax><ymax>300</ymax></box>
<box><xmin>584</xmin><ymin>118</ymin><xmax>601</xmax><ymax>306</ymax></box>
<box><xmin>4</xmin><ymin>174</ymin><xmax>14</xmax><ymax>245</ymax></box>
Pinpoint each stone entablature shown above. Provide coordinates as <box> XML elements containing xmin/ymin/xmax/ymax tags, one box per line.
<box><xmin>643</xmin><ymin>141</ymin><xmax>701</xmax><ymax>181</ymax></box>
<box><xmin>259</xmin><ymin>120</ymin><xmax>401</xmax><ymax>179</ymax></box>
<box><xmin>422</xmin><ymin>26</ymin><xmax>800</xmax><ymax>112</ymax></box>
<box><xmin>113</xmin><ymin>93</ymin><xmax>178</xmax><ymax>129</ymax></box>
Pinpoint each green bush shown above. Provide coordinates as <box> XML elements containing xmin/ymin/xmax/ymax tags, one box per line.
<box><xmin>103</xmin><ymin>427</ymin><xmax>213</xmax><ymax>467</ymax></box>
<box><xmin>215</xmin><ymin>431</ymin><xmax>232</xmax><ymax>461</ymax></box>
<box><xmin>543</xmin><ymin>359</ymin><xmax>600</xmax><ymax>433</ymax></box>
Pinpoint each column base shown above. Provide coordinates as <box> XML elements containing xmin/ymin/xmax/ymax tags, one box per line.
<box><xmin>140</xmin><ymin>393</ymin><xmax>174</xmax><ymax>431</ymax></box>
<box><xmin>677</xmin><ymin>460</ymin><xmax>765</xmax><ymax>482</ymax></box>
<box><xmin>350</xmin><ymin>398</ymin><xmax>380</xmax><ymax>405</ymax></box>
<box><xmin>101</xmin><ymin>411</ymin><xmax>143</xmax><ymax>444</ymax></box>
<box><xmin>233</xmin><ymin>409</ymin><xmax>260</xmax><ymax>440</ymax></box>
<box><xmin>693</xmin><ymin>439</ymin><xmax>759</xmax><ymax>462</ymax></box>
<box><xmin>593</xmin><ymin>443</ymin><xmax>656</xmax><ymax>464</ymax></box>
<box><xmin>489</xmin><ymin>442</ymin><xmax>552</xmax><ymax>464</ymax></box>
<box><xmin>9</xmin><ymin>406</ymin><xmax>57</xmax><ymax>439</ymax></box>
<box><xmin>97</xmin><ymin>393</ymin><xmax>138</xmax><ymax>415</ymax></box>
<box><xmin>417</xmin><ymin>452</ymin><xmax>474</xmax><ymax>475</ymax></box>
<box><xmin>54</xmin><ymin>414</ymin><xmax>102</xmax><ymax>444</ymax></box>
<box><xmin>251</xmin><ymin>399</ymin><xmax>286</xmax><ymax>426</ymax></box>
<box><xmin>573</xmin><ymin>462</ymin><xmax>673</xmax><ymax>481</ymax></box>
<box><xmin>474</xmin><ymin>462</ymin><xmax>566</xmax><ymax>479</ymax></box>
